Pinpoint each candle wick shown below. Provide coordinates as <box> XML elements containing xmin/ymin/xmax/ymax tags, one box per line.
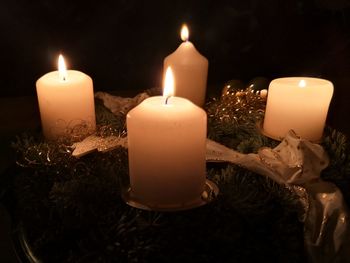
<box><xmin>59</xmin><ymin>74</ymin><xmax>67</xmax><ymax>82</ymax></box>
<box><xmin>165</xmin><ymin>96</ymin><xmax>170</xmax><ymax>105</ymax></box>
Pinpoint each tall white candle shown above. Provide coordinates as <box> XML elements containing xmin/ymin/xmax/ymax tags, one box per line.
<box><xmin>164</xmin><ymin>24</ymin><xmax>208</xmax><ymax>106</ymax></box>
<box><xmin>36</xmin><ymin>55</ymin><xmax>96</xmax><ymax>140</ymax></box>
<box><xmin>263</xmin><ymin>77</ymin><xmax>333</xmax><ymax>141</ymax></box>
<box><xmin>127</xmin><ymin>68</ymin><xmax>207</xmax><ymax>208</ymax></box>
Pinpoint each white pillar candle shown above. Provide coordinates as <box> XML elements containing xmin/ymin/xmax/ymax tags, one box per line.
<box><xmin>127</xmin><ymin>67</ymin><xmax>207</xmax><ymax>208</ymax></box>
<box><xmin>263</xmin><ymin>77</ymin><xmax>333</xmax><ymax>141</ymax></box>
<box><xmin>163</xmin><ymin>24</ymin><xmax>208</xmax><ymax>106</ymax></box>
<box><xmin>36</xmin><ymin>55</ymin><xmax>96</xmax><ymax>140</ymax></box>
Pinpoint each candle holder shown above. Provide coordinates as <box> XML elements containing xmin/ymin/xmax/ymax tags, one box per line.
<box><xmin>122</xmin><ymin>179</ymin><xmax>219</xmax><ymax>212</ymax></box>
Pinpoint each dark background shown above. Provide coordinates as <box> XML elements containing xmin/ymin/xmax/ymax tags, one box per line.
<box><xmin>1</xmin><ymin>0</ymin><xmax>350</xmax><ymax>134</ymax></box>
<box><xmin>0</xmin><ymin>2</ymin><xmax>350</xmax><ymax>261</ymax></box>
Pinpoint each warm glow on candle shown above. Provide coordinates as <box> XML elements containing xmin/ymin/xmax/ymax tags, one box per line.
<box><xmin>263</xmin><ymin>77</ymin><xmax>333</xmax><ymax>142</ymax></box>
<box><xmin>36</xmin><ymin>55</ymin><xmax>96</xmax><ymax>139</ymax></box>
<box><xmin>164</xmin><ymin>22</ymin><xmax>208</xmax><ymax>106</ymax></box>
<box><xmin>58</xmin><ymin>54</ymin><xmax>67</xmax><ymax>81</ymax></box>
<box><xmin>299</xmin><ymin>79</ymin><xmax>306</xmax><ymax>88</ymax></box>
<box><xmin>181</xmin><ymin>24</ymin><xmax>189</xmax><ymax>41</ymax></box>
<box><xmin>163</xmin><ymin>67</ymin><xmax>175</xmax><ymax>102</ymax></box>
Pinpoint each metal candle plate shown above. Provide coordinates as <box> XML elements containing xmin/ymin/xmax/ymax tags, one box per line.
<box><xmin>122</xmin><ymin>179</ymin><xmax>219</xmax><ymax>212</ymax></box>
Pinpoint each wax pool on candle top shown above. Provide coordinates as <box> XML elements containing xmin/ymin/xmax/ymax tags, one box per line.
<box><xmin>263</xmin><ymin>77</ymin><xmax>333</xmax><ymax>141</ymax></box>
<box><xmin>164</xmin><ymin>24</ymin><xmax>208</xmax><ymax>106</ymax></box>
<box><xmin>36</xmin><ymin>55</ymin><xmax>96</xmax><ymax>140</ymax></box>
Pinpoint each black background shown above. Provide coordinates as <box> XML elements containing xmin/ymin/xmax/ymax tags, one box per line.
<box><xmin>1</xmin><ymin>0</ymin><xmax>350</xmax><ymax>134</ymax></box>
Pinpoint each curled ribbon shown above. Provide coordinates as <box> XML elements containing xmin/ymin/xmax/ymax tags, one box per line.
<box><xmin>206</xmin><ymin>130</ymin><xmax>350</xmax><ymax>263</ymax></box>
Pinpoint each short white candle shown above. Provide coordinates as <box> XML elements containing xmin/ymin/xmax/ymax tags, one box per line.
<box><xmin>263</xmin><ymin>77</ymin><xmax>333</xmax><ymax>141</ymax></box>
<box><xmin>164</xmin><ymin>24</ymin><xmax>208</xmax><ymax>106</ymax></box>
<box><xmin>127</xmin><ymin>67</ymin><xmax>207</xmax><ymax>207</ymax></box>
<box><xmin>36</xmin><ymin>55</ymin><xmax>96</xmax><ymax>140</ymax></box>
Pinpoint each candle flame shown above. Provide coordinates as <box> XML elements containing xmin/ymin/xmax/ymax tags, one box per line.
<box><xmin>181</xmin><ymin>24</ymin><xmax>189</xmax><ymax>41</ymax></box>
<box><xmin>298</xmin><ymin>79</ymin><xmax>306</xmax><ymax>88</ymax></box>
<box><xmin>58</xmin><ymin>54</ymin><xmax>68</xmax><ymax>81</ymax></box>
<box><xmin>163</xmin><ymin>67</ymin><xmax>175</xmax><ymax>102</ymax></box>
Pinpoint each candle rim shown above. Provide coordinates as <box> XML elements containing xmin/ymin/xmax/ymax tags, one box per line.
<box><xmin>127</xmin><ymin>96</ymin><xmax>207</xmax><ymax>123</ymax></box>
<box><xmin>138</xmin><ymin>96</ymin><xmax>205</xmax><ymax>110</ymax></box>
<box><xmin>36</xmin><ymin>70</ymin><xmax>92</xmax><ymax>87</ymax></box>
<box><xmin>164</xmin><ymin>41</ymin><xmax>208</xmax><ymax>65</ymax></box>
<box><xmin>270</xmin><ymin>77</ymin><xmax>333</xmax><ymax>88</ymax></box>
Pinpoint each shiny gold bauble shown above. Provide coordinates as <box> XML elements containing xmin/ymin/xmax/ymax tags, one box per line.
<box><xmin>221</xmin><ymin>79</ymin><xmax>245</xmax><ymax>98</ymax></box>
<box><xmin>247</xmin><ymin>77</ymin><xmax>270</xmax><ymax>92</ymax></box>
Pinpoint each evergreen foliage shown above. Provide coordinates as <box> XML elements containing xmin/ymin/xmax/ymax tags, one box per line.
<box><xmin>5</xmin><ymin>92</ymin><xmax>350</xmax><ymax>262</ymax></box>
